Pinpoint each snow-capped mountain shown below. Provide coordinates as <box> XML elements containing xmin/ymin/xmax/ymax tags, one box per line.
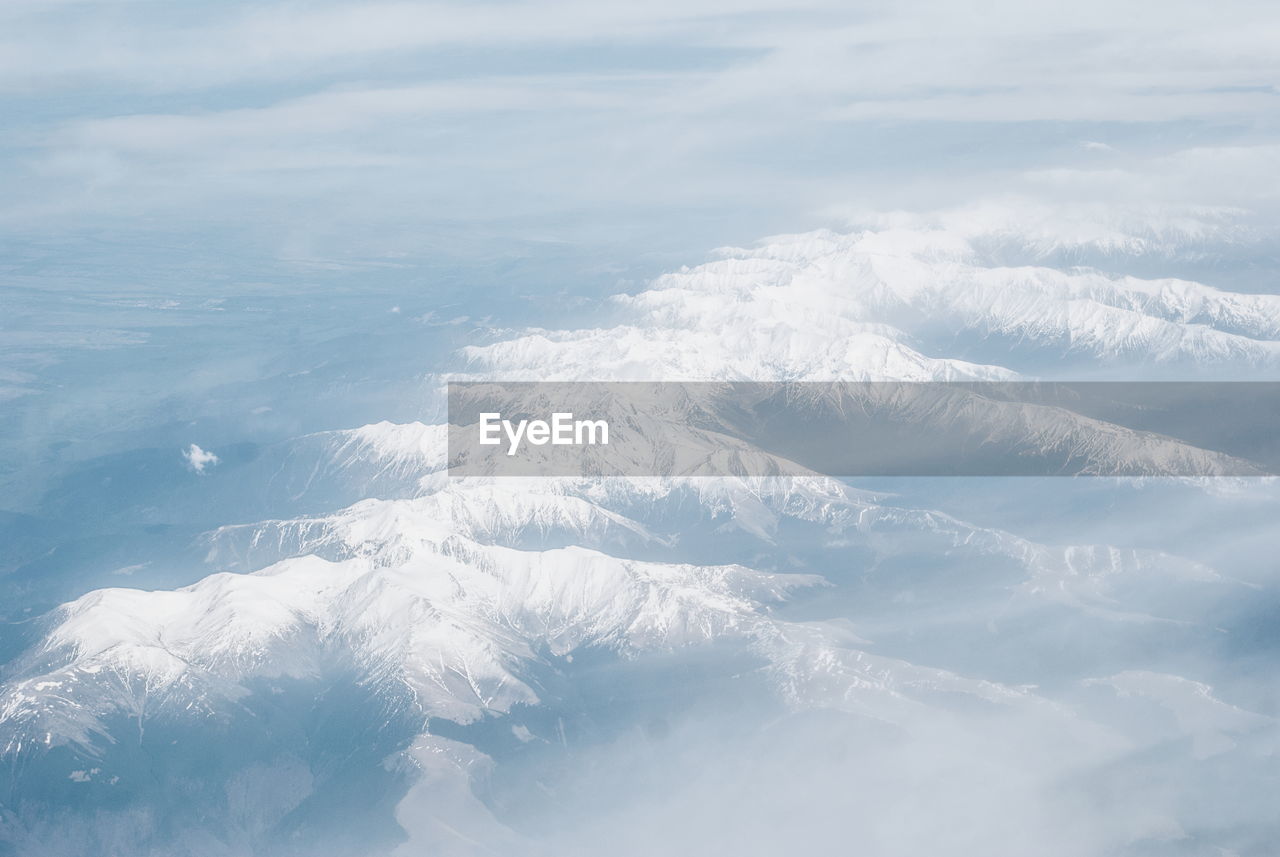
<box><xmin>464</xmin><ymin>222</ymin><xmax>1280</xmax><ymax>382</ymax></box>
<box><xmin>2</xmin><ymin>213</ymin><xmax>1278</xmax><ymax>857</ymax></box>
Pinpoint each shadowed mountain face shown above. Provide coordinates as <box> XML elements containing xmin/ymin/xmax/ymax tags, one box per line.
<box><xmin>3</xmin><ymin>215</ymin><xmax>1280</xmax><ymax>857</ymax></box>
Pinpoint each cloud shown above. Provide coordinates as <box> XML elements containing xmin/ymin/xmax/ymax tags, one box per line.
<box><xmin>4</xmin><ymin>0</ymin><xmax>1280</xmax><ymax>281</ymax></box>
<box><xmin>821</xmin><ymin>88</ymin><xmax>1279</xmax><ymax>123</ymax></box>
<box><xmin>183</xmin><ymin>443</ymin><xmax>220</xmax><ymax>474</ymax></box>
<box><xmin>66</xmin><ymin>81</ymin><xmax>624</xmax><ymax>153</ymax></box>
<box><xmin>0</xmin><ymin>0</ymin><xmax>825</xmax><ymax>92</ymax></box>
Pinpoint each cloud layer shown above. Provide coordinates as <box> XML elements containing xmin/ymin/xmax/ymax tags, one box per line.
<box><xmin>4</xmin><ymin>0</ymin><xmax>1280</xmax><ymax>278</ymax></box>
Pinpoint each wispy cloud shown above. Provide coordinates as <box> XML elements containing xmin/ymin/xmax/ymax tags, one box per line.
<box><xmin>4</xmin><ymin>0</ymin><xmax>1280</xmax><ymax>276</ymax></box>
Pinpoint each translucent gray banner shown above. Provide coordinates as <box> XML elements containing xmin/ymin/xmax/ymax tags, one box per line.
<box><xmin>447</xmin><ymin>382</ymin><xmax>1280</xmax><ymax>477</ymax></box>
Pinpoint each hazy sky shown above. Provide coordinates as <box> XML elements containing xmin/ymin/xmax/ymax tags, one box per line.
<box><xmin>4</xmin><ymin>0</ymin><xmax>1279</xmax><ymax>286</ymax></box>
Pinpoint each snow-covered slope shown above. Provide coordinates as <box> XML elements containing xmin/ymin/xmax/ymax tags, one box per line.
<box><xmin>466</xmin><ymin>225</ymin><xmax>1280</xmax><ymax>380</ymax></box>
<box><xmin>1</xmin><ymin>541</ymin><xmax>819</xmax><ymax>756</ymax></box>
<box><xmin>2</xmin><ymin>213</ymin><xmax>1278</xmax><ymax>857</ymax></box>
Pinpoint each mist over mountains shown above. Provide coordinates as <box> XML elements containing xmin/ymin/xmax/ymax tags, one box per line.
<box><xmin>3</xmin><ymin>208</ymin><xmax>1279</xmax><ymax>856</ymax></box>
<box><xmin>5</xmin><ymin>0</ymin><xmax>1280</xmax><ymax>850</ymax></box>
